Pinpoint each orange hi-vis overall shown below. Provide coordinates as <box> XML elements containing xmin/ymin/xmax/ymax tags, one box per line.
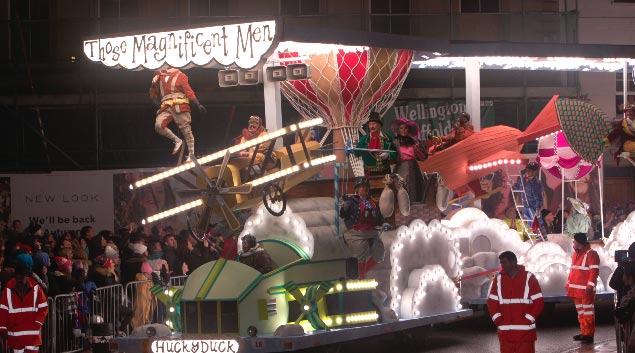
<box><xmin>488</xmin><ymin>265</ymin><xmax>544</xmax><ymax>353</ymax></box>
<box><xmin>566</xmin><ymin>245</ymin><xmax>600</xmax><ymax>337</ymax></box>
<box><xmin>0</xmin><ymin>278</ymin><xmax>49</xmax><ymax>353</ymax></box>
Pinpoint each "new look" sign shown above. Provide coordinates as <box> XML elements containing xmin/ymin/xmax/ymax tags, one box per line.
<box><xmin>83</xmin><ymin>20</ymin><xmax>276</xmax><ymax>70</ymax></box>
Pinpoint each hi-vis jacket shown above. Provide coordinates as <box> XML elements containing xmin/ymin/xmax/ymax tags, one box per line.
<box><xmin>566</xmin><ymin>244</ymin><xmax>600</xmax><ymax>298</ymax></box>
<box><xmin>149</xmin><ymin>68</ymin><xmax>197</xmax><ymax>114</ymax></box>
<box><xmin>487</xmin><ymin>265</ymin><xmax>544</xmax><ymax>342</ymax></box>
<box><xmin>0</xmin><ymin>277</ymin><xmax>48</xmax><ymax>350</ymax></box>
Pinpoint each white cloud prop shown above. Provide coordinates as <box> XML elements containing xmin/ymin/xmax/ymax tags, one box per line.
<box><xmin>460</xmin><ymin>266</ymin><xmax>490</xmax><ymax>300</ymax></box>
<box><xmin>535</xmin><ymin>263</ymin><xmax>569</xmax><ymax>296</ymax></box>
<box><xmin>389</xmin><ymin>220</ymin><xmax>462</xmax><ymax>318</ymax></box>
<box><xmin>239</xmin><ymin>204</ymin><xmax>315</xmax><ymax>258</ymax></box>
<box><xmin>465</xmin><ymin>219</ymin><xmax>530</xmax><ymax>257</ymax></box>
<box><xmin>396</xmin><ymin>265</ymin><xmax>461</xmax><ymax>319</ymax></box>
<box><xmin>444</xmin><ymin>207</ymin><xmax>490</xmax><ymax>229</ymax></box>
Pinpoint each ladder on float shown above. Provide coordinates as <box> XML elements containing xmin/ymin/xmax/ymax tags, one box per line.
<box><xmin>506</xmin><ymin>168</ymin><xmax>545</xmax><ymax>244</ymax></box>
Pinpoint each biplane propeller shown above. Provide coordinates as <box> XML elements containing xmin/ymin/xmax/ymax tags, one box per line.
<box><xmin>178</xmin><ymin>151</ymin><xmax>253</xmax><ymax>238</ymax></box>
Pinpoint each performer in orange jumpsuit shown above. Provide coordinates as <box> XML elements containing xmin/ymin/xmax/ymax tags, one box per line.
<box><xmin>149</xmin><ymin>68</ymin><xmax>206</xmax><ymax>159</ymax></box>
<box><xmin>488</xmin><ymin>251</ymin><xmax>544</xmax><ymax>353</ymax></box>
<box><xmin>566</xmin><ymin>233</ymin><xmax>600</xmax><ymax>343</ymax></box>
<box><xmin>429</xmin><ymin>111</ymin><xmax>475</xmax><ymax>153</ymax></box>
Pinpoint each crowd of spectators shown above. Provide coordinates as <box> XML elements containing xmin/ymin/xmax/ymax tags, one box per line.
<box><xmin>0</xmin><ymin>220</ymin><xmax>234</xmax><ymax>337</ymax></box>
<box><xmin>498</xmin><ymin>198</ymin><xmax>634</xmax><ymax>241</ymax></box>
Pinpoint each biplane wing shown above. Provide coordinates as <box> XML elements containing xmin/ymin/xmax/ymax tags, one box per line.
<box><xmin>140</xmin><ymin>118</ymin><xmax>334</xmax><ymax>231</ymax></box>
<box><xmin>130</xmin><ymin>118</ymin><xmax>323</xmax><ymax>190</ymax></box>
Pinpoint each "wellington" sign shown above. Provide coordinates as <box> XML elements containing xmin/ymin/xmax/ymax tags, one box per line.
<box><xmin>83</xmin><ymin>20</ymin><xmax>276</xmax><ymax>70</ymax></box>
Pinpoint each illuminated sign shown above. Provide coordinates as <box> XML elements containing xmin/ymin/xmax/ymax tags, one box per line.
<box><xmin>83</xmin><ymin>20</ymin><xmax>276</xmax><ymax>70</ymax></box>
<box><xmin>150</xmin><ymin>339</ymin><xmax>239</xmax><ymax>353</ymax></box>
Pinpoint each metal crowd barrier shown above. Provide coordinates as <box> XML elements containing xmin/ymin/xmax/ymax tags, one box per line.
<box><xmin>170</xmin><ymin>275</ymin><xmax>187</xmax><ymax>287</ymax></box>
<box><xmin>0</xmin><ymin>275</ymin><xmax>189</xmax><ymax>352</ymax></box>
<box><xmin>92</xmin><ymin>284</ymin><xmax>125</xmax><ymax>339</ymax></box>
<box><xmin>52</xmin><ymin>291</ymin><xmax>89</xmax><ymax>353</ymax></box>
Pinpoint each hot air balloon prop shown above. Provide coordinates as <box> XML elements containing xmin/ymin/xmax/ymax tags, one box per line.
<box><xmin>276</xmin><ymin>43</ymin><xmax>414</xmax><ymax>176</ymax></box>
<box><xmin>537</xmin><ymin>131</ymin><xmax>595</xmax><ymax>181</ymax></box>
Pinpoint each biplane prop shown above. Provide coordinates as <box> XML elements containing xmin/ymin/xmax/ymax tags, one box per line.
<box><xmin>134</xmin><ymin>118</ymin><xmax>335</xmax><ymax>236</ymax></box>
<box><xmin>418</xmin><ymin>95</ymin><xmax>612</xmax><ymax>205</ymax></box>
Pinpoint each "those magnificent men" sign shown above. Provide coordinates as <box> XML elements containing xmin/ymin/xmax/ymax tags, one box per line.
<box><xmin>83</xmin><ymin>20</ymin><xmax>276</xmax><ymax>70</ymax></box>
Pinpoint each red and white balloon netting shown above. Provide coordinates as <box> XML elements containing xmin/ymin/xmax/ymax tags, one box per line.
<box><xmin>276</xmin><ymin>45</ymin><xmax>413</xmax><ymax>175</ymax></box>
<box><xmin>277</xmin><ymin>45</ymin><xmax>413</xmax><ymax>131</ymax></box>
<box><xmin>537</xmin><ymin>131</ymin><xmax>596</xmax><ymax>181</ymax></box>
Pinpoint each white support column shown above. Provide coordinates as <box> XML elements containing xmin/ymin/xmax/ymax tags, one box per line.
<box><xmin>465</xmin><ymin>59</ymin><xmax>481</xmax><ymax>131</ymax></box>
<box><xmin>263</xmin><ymin>67</ymin><xmax>283</xmax><ymax>148</ymax></box>
<box><xmin>624</xmin><ymin>60</ymin><xmax>629</xmax><ymax>108</ymax></box>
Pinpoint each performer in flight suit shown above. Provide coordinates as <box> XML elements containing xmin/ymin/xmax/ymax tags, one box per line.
<box><xmin>149</xmin><ymin>68</ymin><xmax>206</xmax><ymax>159</ymax></box>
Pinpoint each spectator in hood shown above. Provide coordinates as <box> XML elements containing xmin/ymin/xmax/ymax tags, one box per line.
<box><xmin>48</xmin><ymin>256</ymin><xmax>77</xmax><ymax>297</ymax></box>
<box><xmin>88</xmin><ymin>255</ymin><xmax>119</xmax><ymax>288</ymax></box>
<box><xmin>33</xmin><ymin>251</ymin><xmax>50</xmax><ymax>294</ymax></box>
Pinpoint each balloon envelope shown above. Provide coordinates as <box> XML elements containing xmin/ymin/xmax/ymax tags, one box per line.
<box><xmin>537</xmin><ymin>131</ymin><xmax>595</xmax><ymax>181</ymax></box>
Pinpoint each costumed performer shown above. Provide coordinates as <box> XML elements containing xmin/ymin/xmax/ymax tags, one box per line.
<box><xmin>566</xmin><ymin>198</ymin><xmax>592</xmax><ymax>238</ymax></box>
<box><xmin>149</xmin><ymin>68</ymin><xmax>207</xmax><ymax>160</ymax></box>
<box><xmin>512</xmin><ymin>161</ymin><xmax>543</xmax><ymax>227</ymax></box>
<box><xmin>429</xmin><ymin>111</ymin><xmax>474</xmax><ymax>153</ymax></box>
<box><xmin>604</xmin><ymin>104</ymin><xmax>635</xmax><ymax>165</ymax></box>
<box><xmin>233</xmin><ymin>115</ymin><xmax>269</xmax><ymax>164</ymax></box>
<box><xmin>239</xmin><ymin>234</ymin><xmax>277</xmax><ymax>274</ymax></box>
<box><xmin>340</xmin><ymin>177</ymin><xmax>391</xmax><ymax>278</ymax></box>
<box><xmin>393</xmin><ymin>118</ymin><xmax>427</xmax><ymax>203</ymax></box>
<box><xmin>355</xmin><ymin>112</ymin><xmax>396</xmax><ymax>176</ymax></box>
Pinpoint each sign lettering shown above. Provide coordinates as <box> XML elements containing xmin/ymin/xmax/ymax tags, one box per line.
<box><xmin>150</xmin><ymin>339</ymin><xmax>239</xmax><ymax>353</ymax></box>
<box><xmin>84</xmin><ymin>20</ymin><xmax>276</xmax><ymax>70</ymax></box>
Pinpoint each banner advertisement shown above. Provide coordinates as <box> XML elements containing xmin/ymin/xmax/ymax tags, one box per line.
<box><xmin>382</xmin><ymin>100</ymin><xmax>496</xmax><ymax>139</ymax></box>
<box><xmin>2</xmin><ymin>168</ymin><xmax>195</xmax><ymax>234</ymax></box>
<box><xmin>9</xmin><ymin>172</ymin><xmax>114</xmax><ymax>233</ymax></box>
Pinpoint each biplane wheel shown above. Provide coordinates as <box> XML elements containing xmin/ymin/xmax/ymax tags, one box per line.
<box><xmin>262</xmin><ymin>183</ymin><xmax>286</xmax><ymax>216</ymax></box>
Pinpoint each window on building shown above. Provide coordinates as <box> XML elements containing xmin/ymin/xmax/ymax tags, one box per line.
<box><xmin>190</xmin><ymin>0</ymin><xmax>229</xmax><ymax>16</ymax></box>
<box><xmin>280</xmin><ymin>0</ymin><xmax>319</xmax><ymax>16</ymax></box>
<box><xmin>99</xmin><ymin>0</ymin><xmax>138</xmax><ymax>18</ymax></box>
<box><xmin>461</xmin><ymin>0</ymin><xmax>501</xmax><ymax>13</ymax></box>
<box><xmin>370</xmin><ymin>0</ymin><xmax>410</xmax><ymax>35</ymax></box>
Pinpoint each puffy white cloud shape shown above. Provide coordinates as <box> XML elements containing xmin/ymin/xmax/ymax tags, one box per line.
<box><xmin>389</xmin><ymin>219</ymin><xmax>462</xmax><ymax>318</ymax></box>
<box><xmin>393</xmin><ymin>265</ymin><xmax>461</xmax><ymax>319</ymax></box>
<box><xmin>604</xmin><ymin>211</ymin><xmax>635</xmax><ymax>251</ymax></box>
<box><xmin>535</xmin><ymin>263</ymin><xmax>569</xmax><ymax>296</ymax></box>
<box><xmin>522</xmin><ymin>242</ymin><xmax>570</xmax><ymax>296</ymax></box>
<box><xmin>460</xmin><ymin>266</ymin><xmax>490</xmax><ymax>300</ymax></box>
<box><xmin>465</xmin><ymin>219</ymin><xmax>530</xmax><ymax>257</ymax></box>
<box><xmin>443</xmin><ymin>207</ymin><xmax>490</xmax><ymax>229</ymax></box>
<box><xmin>239</xmin><ymin>204</ymin><xmax>315</xmax><ymax>258</ymax></box>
